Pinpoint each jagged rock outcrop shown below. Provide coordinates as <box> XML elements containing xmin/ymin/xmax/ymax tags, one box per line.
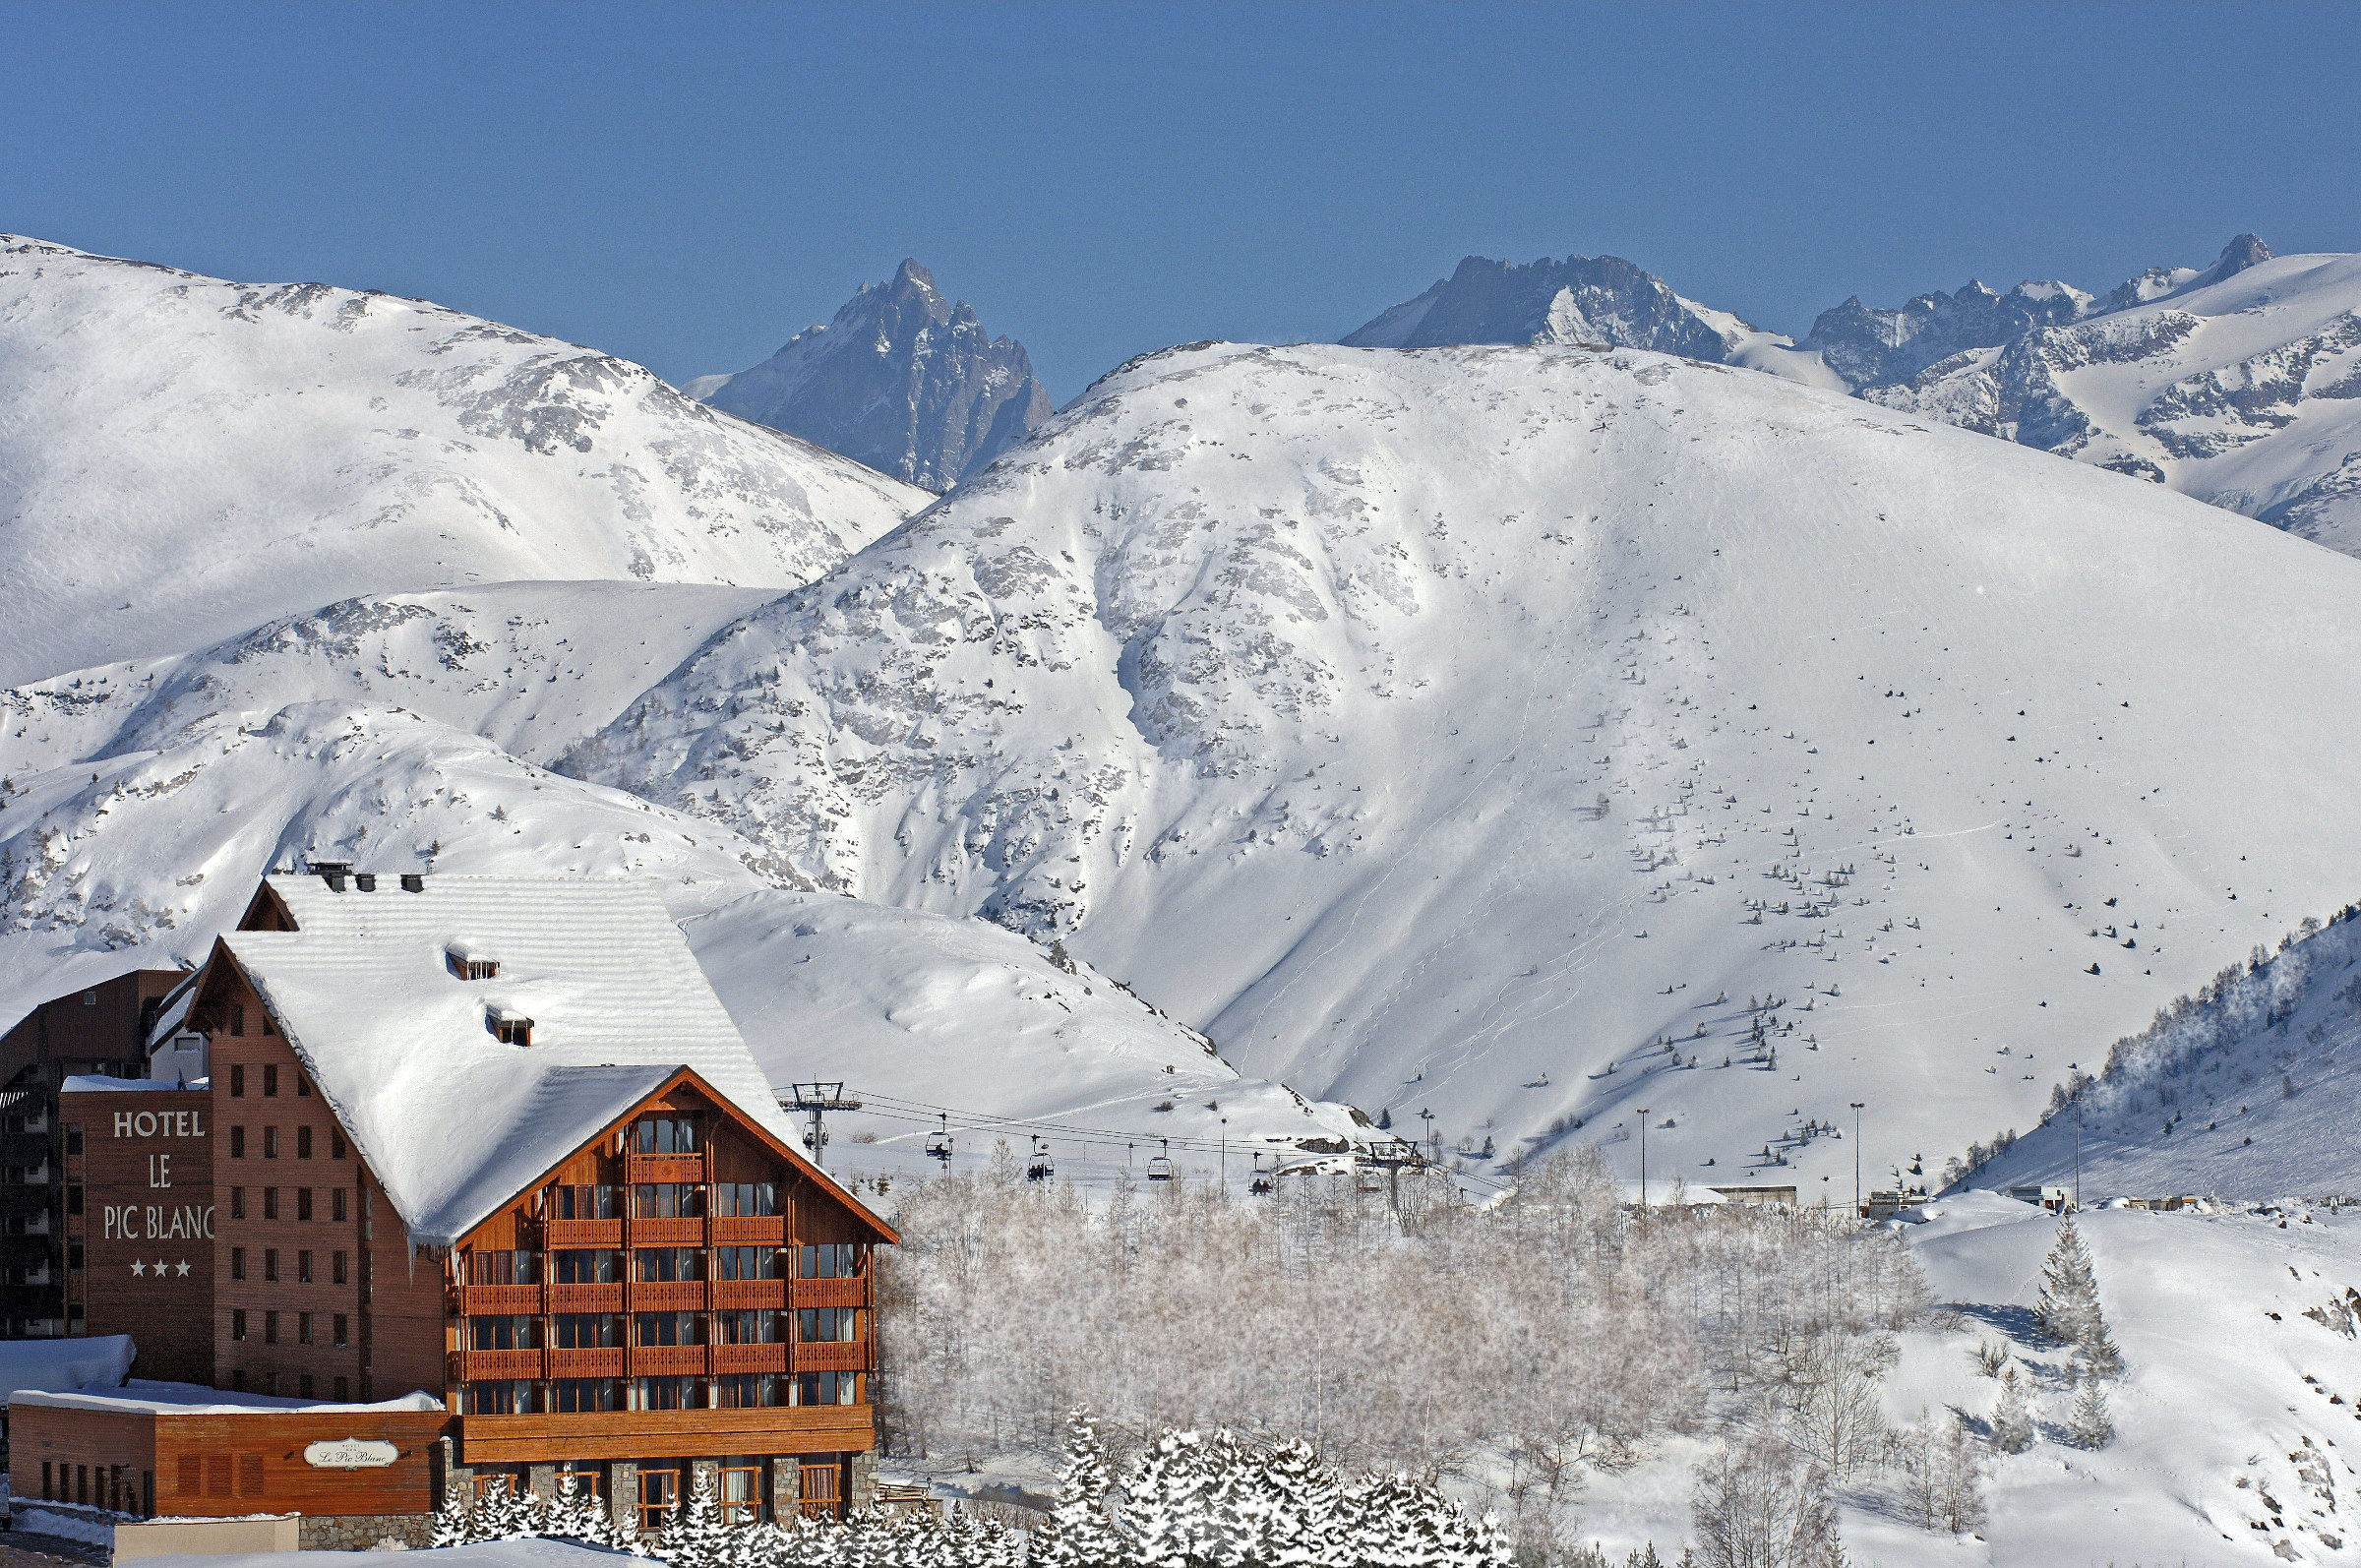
<box><xmin>1342</xmin><ymin>252</ymin><xmax>1747</xmax><ymax>359</ymax></box>
<box><xmin>692</xmin><ymin>261</ymin><xmax>1052</xmax><ymax>492</ymax></box>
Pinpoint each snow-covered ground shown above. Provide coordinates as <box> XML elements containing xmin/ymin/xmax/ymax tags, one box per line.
<box><xmin>560</xmin><ymin>338</ymin><xmax>2361</xmax><ymax>1195</ymax></box>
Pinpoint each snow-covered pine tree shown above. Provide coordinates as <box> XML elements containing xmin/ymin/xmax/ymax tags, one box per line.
<box><xmin>2067</xmin><ymin>1379</ymin><xmax>2113</xmax><ymax>1450</ymax></box>
<box><xmin>2033</xmin><ymin>1218</ymin><xmax>2100</xmax><ymax>1347</ymax></box>
<box><xmin>431</xmin><ymin>1484</ymin><xmax>477</xmax><ymax>1548</ymax></box>
<box><xmin>658</xmin><ymin>1474</ymin><xmax>732</xmax><ymax>1568</ymax></box>
<box><xmin>1041</xmin><ymin>1407</ymin><xmax>1124</xmax><ymax>1568</ymax></box>
<box><xmin>2081</xmin><ymin>1312</ymin><xmax>2125</xmax><ymax>1380</ymax></box>
<box><xmin>1258</xmin><ymin>1438</ymin><xmax>1335</xmax><ymax>1568</ymax></box>
<box><xmin>1990</xmin><ymin>1364</ymin><xmax>2034</xmax><ymax>1454</ymax></box>
<box><xmin>1126</xmin><ymin>1429</ymin><xmax>1218</xmax><ymax>1568</ymax></box>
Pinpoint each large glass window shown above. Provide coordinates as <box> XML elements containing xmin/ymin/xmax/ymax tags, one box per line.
<box><xmin>719</xmin><ymin>1456</ymin><xmax>765</xmax><ymax>1526</ymax></box>
<box><xmin>713</xmin><ymin>1374</ymin><xmax>783</xmax><ymax>1410</ymax></box>
<box><xmin>630</xmin><ymin>1378</ymin><xmax>709</xmax><ymax>1412</ymax></box>
<box><xmin>551</xmin><ymin>1379</ymin><xmax>622</xmax><ymax>1414</ymax></box>
<box><xmin>797</xmin><ymin>1307</ymin><xmax>857</xmax><ymax>1343</ymax></box>
<box><xmin>712</xmin><ymin>1182</ymin><xmax>778</xmax><ymax>1217</ymax></box>
<box><xmin>637</xmin><ymin>1462</ymin><xmax>683</xmax><ymax>1531</ymax></box>
<box><xmin>464</xmin><ymin>1380</ymin><xmax>538</xmax><ymax>1415</ymax></box>
<box><xmin>715</xmin><ymin>1246</ymin><xmax>782</xmax><ymax>1281</ymax></box>
<box><xmin>554</xmin><ymin>1249</ymin><xmax>621</xmax><ymax>1284</ymax></box>
<box><xmin>468</xmin><ymin>1314</ymin><xmax>542</xmax><ymax>1351</ymax></box>
<box><xmin>635</xmin><ymin>1311</ymin><xmax>705</xmax><ymax>1347</ymax></box>
<box><xmin>632</xmin><ymin>1117</ymin><xmax>698</xmax><ymax>1155</ymax></box>
<box><xmin>797</xmin><ymin>1243</ymin><xmax>860</xmax><ymax>1279</ymax></box>
<box><xmin>715</xmin><ymin>1309</ymin><xmax>783</xmax><ymax>1345</ymax></box>
<box><xmin>634</xmin><ymin>1247</ymin><xmax>704</xmax><ymax>1282</ymax></box>
<box><xmin>633</xmin><ymin>1183</ymin><xmax>704</xmax><ymax>1219</ymax></box>
<box><xmin>468</xmin><ymin>1250</ymin><xmax>540</xmax><ymax>1286</ymax></box>
<box><xmin>552</xmin><ymin>1184</ymin><xmax>618</xmax><ymax>1220</ymax></box>
<box><xmin>553</xmin><ymin>1313</ymin><xmax>622</xmax><ymax>1349</ymax></box>
<box><xmin>793</xmin><ymin>1370</ymin><xmax>856</xmax><ymax>1407</ymax></box>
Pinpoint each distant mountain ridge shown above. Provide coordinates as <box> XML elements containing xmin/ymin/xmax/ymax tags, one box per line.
<box><xmin>691</xmin><ymin>260</ymin><xmax>1052</xmax><ymax>493</ymax></box>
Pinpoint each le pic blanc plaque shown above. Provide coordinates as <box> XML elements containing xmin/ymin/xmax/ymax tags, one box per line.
<box><xmin>303</xmin><ymin>1438</ymin><xmax>400</xmax><ymax>1471</ymax></box>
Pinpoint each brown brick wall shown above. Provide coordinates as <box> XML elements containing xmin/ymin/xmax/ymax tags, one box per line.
<box><xmin>60</xmin><ymin>1087</ymin><xmax>215</xmax><ymax>1384</ymax></box>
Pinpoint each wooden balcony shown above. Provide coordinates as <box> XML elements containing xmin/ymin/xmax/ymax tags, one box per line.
<box><xmin>461</xmin><ymin>1284</ymin><xmax>545</xmax><ymax>1315</ymax></box>
<box><xmin>794</xmin><ymin>1340</ymin><xmax>868</xmax><ymax>1373</ymax></box>
<box><xmin>460</xmin><ymin>1347</ymin><xmax>546</xmax><ymax>1381</ymax></box>
<box><xmin>713</xmin><ymin>1343</ymin><xmax>788</xmax><ymax>1375</ymax></box>
<box><xmin>713</xmin><ymin>1216</ymin><xmax>786</xmax><ymax>1245</ymax></box>
<box><xmin>548</xmin><ymin>1282</ymin><xmax>625</xmax><ymax>1314</ymax></box>
<box><xmin>630</xmin><ymin>1344</ymin><xmax>708</xmax><ymax>1376</ymax></box>
<box><xmin>547</xmin><ymin>1347</ymin><xmax>627</xmax><ymax>1379</ymax></box>
<box><xmin>627</xmin><ymin>1155</ymin><xmax>705</xmax><ymax>1184</ymax></box>
<box><xmin>458</xmin><ymin>1404</ymin><xmax>874</xmax><ymax>1464</ymax></box>
<box><xmin>545</xmin><ymin>1218</ymin><xmax>623</xmax><ymax>1248</ymax></box>
<box><xmin>631</xmin><ymin>1217</ymin><xmax>704</xmax><ymax>1246</ymax></box>
<box><xmin>792</xmin><ymin>1277</ymin><xmax>864</xmax><ymax>1309</ymax></box>
<box><xmin>712</xmin><ymin>1279</ymin><xmax>786</xmax><ymax>1310</ymax></box>
<box><xmin>627</xmin><ymin>1280</ymin><xmax>706</xmax><ymax>1312</ymax></box>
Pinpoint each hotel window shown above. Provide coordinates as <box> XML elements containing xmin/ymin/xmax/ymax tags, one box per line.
<box><xmin>632</xmin><ymin>1182</ymin><xmax>704</xmax><ymax>1219</ymax></box>
<box><xmin>230</xmin><ymin>1064</ymin><xmax>245</xmax><ymax>1096</ymax></box>
<box><xmin>633</xmin><ymin>1247</ymin><xmax>703</xmax><ymax>1283</ymax></box>
<box><xmin>467</xmin><ymin>1250</ymin><xmax>540</xmax><ymax>1286</ymax></box>
<box><xmin>554</xmin><ymin>1460</ymin><xmax>604</xmax><ymax>1497</ymax></box>
<box><xmin>67</xmin><ymin>1184</ymin><xmax>83</xmax><ymax>1216</ymax></box>
<box><xmin>552</xmin><ymin>1184</ymin><xmax>618</xmax><ymax>1220</ymax></box>
<box><xmin>230</xmin><ymin>1006</ymin><xmax>244</xmax><ymax>1038</ymax></box>
<box><xmin>264</xmin><ymin>1247</ymin><xmax>278</xmax><ymax>1282</ymax></box>
<box><xmin>554</xmin><ymin>1249</ymin><xmax>620</xmax><ymax>1284</ymax></box>
<box><xmin>798</xmin><ymin>1243</ymin><xmax>860</xmax><ymax>1279</ymax></box>
<box><xmin>464</xmin><ymin>1381</ymin><xmax>537</xmax><ymax>1416</ymax></box>
<box><xmin>230</xmin><ymin>1309</ymin><xmax>247</xmax><ymax>1342</ymax></box>
<box><xmin>333</xmin><ymin>1250</ymin><xmax>348</xmax><ymax>1286</ymax></box>
<box><xmin>715</xmin><ymin>1245</ymin><xmax>783</xmax><ymax>1281</ymax></box>
<box><xmin>264</xmin><ymin>1127</ymin><xmax>278</xmax><ymax>1159</ymax></box>
<box><xmin>719</xmin><ymin>1456</ymin><xmax>766</xmax><ymax>1525</ymax></box>
<box><xmin>230</xmin><ymin>1186</ymin><xmax>245</xmax><ymax>1220</ymax></box>
<box><xmin>798</xmin><ymin>1307</ymin><xmax>857</xmax><ymax>1343</ymax></box>
<box><xmin>333</xmin><ymin>1314</ymin><xmax>349</xmax><ymax>1347</ymax></box>
<box><xmin>230</xmin><ymin>1127</ymin><xmax>245</xmax><ymax>1159</ymax></box>
<box><xmin>230</xmin><ymin>1247</ymin><xmax>246</xmax><ymax>1282</ymax></box>
<box><xmin>634</xmin><ymin>1311</ymin><xmax>703</xmax><ymax>1347</ymax></box>
<box><xmin>264</xmin><ymin>1310</ymin><xmax>279</xmax><ymax>1344</ymax></box>
<box><xmin>637</xmin><ymin>1463</ymin><xmax>683</xmax><ymax>1531</ymax></box>
<box><xmin>630</xmin><ymin>1378</ymin><xmax>707</xmax><ymax>1412</ymax></box>
<box><xmin>468</xmin><ymin>1314</ymin><xmax>542</xmax><ymax>1351</ymax></box>
<box><xmin>712</xmin><ymin>1182</ymin><xmax>778</xmax><ymax>1217</ymax></box>
<box><xmin>551</xmin><ymin>1378</ymin><xmax>622</xmax><ymax>1414</ymax></box>
<box><xmin>331</xmin><ymin>1128</ymin><xmax>346</xmax><ymax>1160</ymax></box>
<box><xmin>297</xmin><ymin>1126</ymin><xmax>312</xmax><ymax>1159</ymax></box>
<box><xmin>713</xmin><ymin>1375</ymin><xmax>782</xmax><ymax>1411</ymax></box>
<box><xmin>297</xmin><ymin>1249</ymin><xmax>313</xmax><ymax>1284</ymax></box>
<box><xmin>296</xmin><ymin>1074</ymin><xmax>310</xmax><ymax>1098</ymax></box>
<box><xmin>298</xmin><ymin>1188</ymin><xmax>313</xmax><ymax>1222</ymax></box>
<box><xmin>298</xmin><ymin>1312</ymin><xmax>314</xmax><ymax>1345</ymax></box>
<box><xmin>554</xmin><ymin>1313</ymin><xmax>621</xmax><ymax>1349</ymax></box>
<box><xmin>715</xmin><ymin>1309</ymin><xmax>782</xmax><ymax>1345</ymax></box>
<box><xmin>264</xmin><ymin>1187</ymin><xmax>278</xmax><ymax>1221</ymax></box>
<box><xmin>794</xmin><ymin>1370</ymin><xmax>855</xmax><ymax>1407</ymax></box>
<box><xmin>631</xmin><ymin>1116</ymin><xmax>697</xmax><ymax>1155</ymax></box>
<box><xmin>263</xmin><ymin>1065</ymin><xmax>277</xmax><ymax>1098</ymax></box>
<box><xmin>333</xmin><ymin>1188</ymin><xmax>348</xmax><ymax>1223</ymax></box>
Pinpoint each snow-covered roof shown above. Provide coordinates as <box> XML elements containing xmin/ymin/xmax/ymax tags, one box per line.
<box><xmin>143</xmin><ymin>967</ymin><xmax>203</xmax><ymax>1051</ymax></box>
<box><xmin>61</xmin><ymin>1074</ymin><xmax>194</xmax><ymax>1094</ymax></box>
<box><xmin>0</xmin><ymin>1335</ymin><xmax>135</xmax><ymax>1405</ymax></box>
<box><xmin>13</xmin><ymin>1379</ymin><xmax>442</xmax><ymax>1416</ymax></box>
<box><xmin>217</xmin><ymin>873</ymin><xmax>811</xmax><ymax>1247</ymax></box>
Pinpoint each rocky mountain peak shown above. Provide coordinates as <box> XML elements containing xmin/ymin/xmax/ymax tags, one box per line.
<box><xmin>692</xmin><ymin>261</ymin><xmax>1052</xmax><ymax>493</ymax></box>
<box><xmin>1340</xmin><ymin>250</ymin><xmax>1746</xmax><ymax>361</ymax></box>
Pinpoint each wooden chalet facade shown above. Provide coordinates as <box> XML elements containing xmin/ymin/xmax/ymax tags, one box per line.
<box><xmin>18</xmin><ymin>871</ymin><xmax>896</xmax><ymax>1545</ymax></box>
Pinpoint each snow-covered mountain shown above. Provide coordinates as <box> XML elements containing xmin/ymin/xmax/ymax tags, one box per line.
<box><xmin>689</xmin><ymin>261</ymin><xmax>1052</xmax><ymax>493</ymax></box>
<box><xmin>1342</xmin><ymin>252</ymin><xmax>1839</xmax><ymax>388</ymax></box>
<box><xmin>1864</xmin><ymin>244</ymin><xmax>2361</xmax><ymax>557</ymax></box>
<box><xmin>0</xmin><ymin>235</ymin><xmax>929</xmax><ymax>688</ymax></box>
<box><xmin>558</xmin><ymin>338</ymin><xmax>2361</xmax><ymax>1192</ymax></box>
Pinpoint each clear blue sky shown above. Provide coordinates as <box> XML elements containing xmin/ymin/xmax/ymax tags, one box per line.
<box><xmin>6</xmin><ymin>2</ymin><xmax>2357</xmax><ymax>401</ymax></box>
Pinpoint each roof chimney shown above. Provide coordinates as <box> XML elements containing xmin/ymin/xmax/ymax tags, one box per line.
<box><xmin>354</xmin><ymin>873</ymin><xmax>377</xmax><ymax>892</ymax></box>
<box><xmin>400</xmin><ymin>874</ymin><xmax>426</xmax><ymax>893</ymax></box>
<box><xmin>309</xmin><ymin>859</ymin><xmax>352</xmax><ymax>891</ymax></box>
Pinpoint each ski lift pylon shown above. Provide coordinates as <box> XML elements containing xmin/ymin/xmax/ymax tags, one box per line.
<box><xmin>1146</xmin><ymin>1137</ymin><xmax>1176</xmax><ymax>1182</ymax></box>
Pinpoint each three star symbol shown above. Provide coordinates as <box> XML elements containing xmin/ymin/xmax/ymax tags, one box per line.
<box><xmin>127</xmin><ymin>1259</ymin><xmax>192</xmax><ymax>1277</ymax></box>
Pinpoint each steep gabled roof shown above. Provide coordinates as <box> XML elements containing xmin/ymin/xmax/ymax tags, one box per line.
<box><xmin>206</xmin><ymin>873</ymin><xmax>866</xmax><ymax>1247</ymax></box>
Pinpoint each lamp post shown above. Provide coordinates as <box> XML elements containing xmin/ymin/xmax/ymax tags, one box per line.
<box><xmin>1849</xmin><ymin>1101</ymin><xmax>1865</xmax><ymax>1216</ymax></box>
<box><xmin>1637</xmin><ymin>1108</ymin><xmax>1651</xmax><ymax>1213</ymax></box>
<box><xmin>2073</xmin><ymin>1110</ymin><xmax>2083</xmax><ymax>1214</ymax></box>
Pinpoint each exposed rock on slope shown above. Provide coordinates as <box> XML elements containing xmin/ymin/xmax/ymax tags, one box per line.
<box><xmin>0</xmin><ymin>236</ymin><xmax>929</xmax><ymax>688</ymax></box>
<box><xmin>559</xmin><ymin>339</ymin><xmax>2361</xmax><ymax>1187</ymax></box>
<box><xmin>692</xmin><ymin>260</ymin><xmax>1053</xmax><ymax>493</ymax></box>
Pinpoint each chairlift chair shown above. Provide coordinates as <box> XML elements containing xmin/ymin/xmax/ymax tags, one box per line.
<box><xmin>1026</xmin><ymin>1135</ymin><xmax>1055</xmax><ymax>1182</ymax></box>
<box><xmin>925</xmin><ymin>1113</ymin><xmax>954</xmax><ymax>1168</ymax></box>
<box><xmin>1146</xmin><ymin>1137</ymin><xmax>1176</xmax><ymax>1182</ymax></box>
<box><xmin>1248</xmin><ymin>1151</ymin><xmax>1274</xmax><ymax>1197</ymax></box>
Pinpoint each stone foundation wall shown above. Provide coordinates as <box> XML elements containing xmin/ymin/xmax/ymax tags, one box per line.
<box><xmin>296</xmin><ymin>1513</ymin><xmax>437</xmax><ymax>1551</ymax></box>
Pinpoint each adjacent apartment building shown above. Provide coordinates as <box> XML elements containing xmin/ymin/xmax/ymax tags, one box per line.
<box><xmin>11</xmin><ymin>868</ymin><xmax>895</xmax><ymax>1545</ymax></box>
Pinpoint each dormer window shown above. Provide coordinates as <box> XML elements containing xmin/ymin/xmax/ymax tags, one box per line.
<box><xmin>488</xmin><ymin>1009</ymin><xmax>533</xmax><ymax>1048</ymax></box>
<box><xmin>447</xmin><ymin>943</ymin><xmax>498</xmax><ymax>982</ymax></box>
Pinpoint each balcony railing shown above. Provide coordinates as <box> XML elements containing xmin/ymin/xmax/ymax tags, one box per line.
<box><xmin>794</xmin><ymin>1340</ymin><xmax>868</xmax><ymax>1373</ymax></box>
<box><xmin>631</xmin><ymin>1343</ymin><xmax>708</xmax><ymax>1376</ymax></box>
<box><xmin>631</xmin><ymin>1217</ymin><xmax>704</xmax><ymax>1246</ymax></box>
<box><xmin>627</xmin><ymin>1280</ymin><xmax>706</xmax><ymax>1313</ymax></box>
<box><xmin>713</xmin><ymin>1216</ymin><xmax>787</xmax><ymax>1245</ymax></box>
<box><xmin>461</xmin><ymin>1347</ymin><xmax>546</xmax><ymax>1381</ymax></box>
<box><xmin>548</xmin><ymin>1282</ymin><xmax>625</xmax><ymax>1314</ymax></box>
<box><xmin>626</xmin><ymin>1155</ymin><xmax>705</xmax><ymax>1184</ymax></box>
<box><xmin>547</xmin><ymin>1346</ymin><xmax>627</xmax><ymax>1379</ymax></box>
<box><xmin>461</xmin><ymin>1284</ymin><xmax>545</xmax><ymax>1315</ymax></box>
<box><xmin>544</xmin><ymin>1218</ymin><xmax>624</xmax><ymax>1248</ymax></box>
<box><xmin>712</xmin><ymin>1279</ymin><xmax>787</xmax><ymax>1310</ymax></box>
<box><xmin>713</xmin><ymin>1343</ymin><xmax>789</xmax><ymax>1375</ymax></box>
<box><xmin>792</xmin><ymin>1277</ymin><xmax>864</xmax><ymax>1309</ymax></box>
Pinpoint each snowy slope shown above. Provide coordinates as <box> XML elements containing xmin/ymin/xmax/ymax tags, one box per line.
<box><xmin>0</xmin><ymin>235</ymin><xmax>929</xmax><ymax>686</ymax></box>
<box><xmin>1868</xmin><ymin>249</ymin><xmax>2361</xmax><ymax>557</ymax></box>
<box><xmin>1974</xmin><ymin>905</ymin><xmax>2361</xmax><ymax>1201</ymax></box>
<box><xmin>562</xmin><ymin>339</ymin><xmax>2361</xmax><ymax>1196</ymax></box>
